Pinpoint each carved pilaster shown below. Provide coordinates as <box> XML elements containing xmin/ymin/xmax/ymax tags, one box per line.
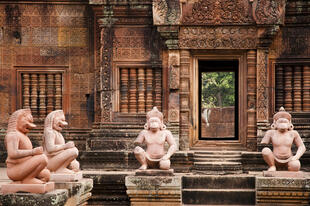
<box><xmin>256</xmin><ymin>49</ymin><xmax>268</xmax><ymax>122</ymax></box>
<box><xmin>303</xmin><ymin>66</ymin><xmax>310</xmax><ymax>111</ymax></box>
<box><xmin>120</xmin><ymin>68</ymin><xmax>129</xmax><ymax>113</ymax></box>
<box><xmin>39</xmin><ymin>74</ymin><xmax>47</xmax><ymax>119</ymax></box>
<box><xmin>284</xmin><ymin>66</ymin><xmax>293</xmax><ymax>111</ymax></box>
<box><xmin>293</xmin><ymin>66</ymin><xmax>302</xmax><ymax>112</ymax></box>
<box><xmin>22</xmin><ymin>73</ymin><xmax>30</xmax><ymax>109</ymax></box>
<box><xmin>168</xmin><ymin>50</ymin><xmax>180</xmax><ymax>123</ymax></box>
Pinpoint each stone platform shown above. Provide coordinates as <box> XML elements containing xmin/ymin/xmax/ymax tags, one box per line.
<box><xmin>0</xmin><ymin>189</ymin><xmax>68</xmax><ymax>206</ymax></box>
<box><xmin>256</xmin><ymin>175</ymin><xmax>310</xmax><ymax>205</ymax></box>
<box><xmin>125</xmin><ymin>170</ymin><xmax>182</xmax><ymax>206</ymax></box>
<box><xmin>50</xmin><ymin>171</ymin><xmax>83</xmax><ymax>183</ymax></box>
<box><xmin>1</xmin><ymin>182</ymin><xmax>54</xmax><ymax>194</ymax></box>
<box><xmin>54</xmin><ymin>178</ymin><xmax>93</xmax><ymax>206</ymax></box>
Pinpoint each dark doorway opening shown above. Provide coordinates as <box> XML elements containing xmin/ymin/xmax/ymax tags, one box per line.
<box><xmin>199</xmin><ymin>60</ymin><xmax>239</xmax><ymax>140</ymax></box>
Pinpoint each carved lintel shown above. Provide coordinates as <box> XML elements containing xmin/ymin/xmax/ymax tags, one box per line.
<box><xmin>157</xmin><ymin>25</ymin><xmax>179</xmax><ymax>50</ymax></box>
<box><xmin>168</xmin><ymin>50</ymin><xmax>180</xmax><ymax>89</ymax></box>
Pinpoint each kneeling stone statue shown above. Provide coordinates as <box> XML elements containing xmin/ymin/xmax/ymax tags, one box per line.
<box><xmin>134</xmin><ymin>107</ymin><xmax>177</xmax><ymax>170</ymax></box>
<box><xmin>261</xmin><ymin>107</ymin><xmax>306</xmax><ymax>172</ymax></box>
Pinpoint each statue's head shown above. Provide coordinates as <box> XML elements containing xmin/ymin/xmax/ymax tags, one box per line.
<box><xmin>8</xmin><ymin>109</ymin><xmax>36</xmax><ymax>134</ymax></box>
<box><xmin>271</xmin><ymin>107</ymin><xmax>293</xmax><ymax>132</ymax></box>
<box><xmin>44</xmin><ymin>110</ymin><xmax>68</xmax><ymax>132</ymax></box>
<box><xmin>144</xmin><ymin>107</ymin><xmax>166</xmax><ymax>132</ymax></box>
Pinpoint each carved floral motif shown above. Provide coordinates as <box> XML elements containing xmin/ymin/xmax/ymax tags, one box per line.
<box><xmin>179</xmin><ymin>26</ymin><xmax>257</xmax><ymax>49</ymax></box>
<box><xmin>252</xmin><ymin>0</ymin><xmax>286</xmax><ymax>25</ymax></box>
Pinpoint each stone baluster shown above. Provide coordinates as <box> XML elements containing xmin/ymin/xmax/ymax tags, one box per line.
<box><xmin>46</xmin><ymin>74</ymin><xmax>54</xmax><ymax>113</ymax></box>
<box><xmin>293</xmin><ymin>66</ymin><xmax>302</xmax><ymax>111</ymax></box>
<box><xmin>22</xmin><ymin>73</ymin><xmax>30</xmax><ymax>109</ymax></box>
<box><xmin>137</xmin><ymin>68</ymin><xmax>146</xmax><ymax>113</ymax></box>
<box><xmin>129</xmin><ymin>68</ymin><xmax>137</xmax><ymax>113</ymax></box>
<box><xmin>55</xmin><ymin>74</ymin><xmax>62</xmax><ymax>110</ymax></box>
<box><xmin>30</xmin><ymin>74</ymin><xmax>38</xmax><ymax>118</ymax></box>
<box><xmin>145</xmin><ymin>68</ymin><xmax>153</xmax><ymax>112</ymax></box>
<box><xmin>39</xmin><ymin>74</ymin><xmax>47</xmax><ymax>119</ymax></box>
<box><xmin>154</xmin><ymin>68</ymin><xmax>162</xmax><ymax>111</ymax></box>
<box><xmin>303</xmin><ymin>65</ymin><xmax>310</xmax><ymax>111</ymax></box>
<box><xmin>275</xmin><ymin>66</ymin><xmax>284</xmax><ymax>111</ymax></box>
<box><xmin>284</xmin><ymin>66</ymin><xmax>293</xmax><ymax>111</ymax></box>
<box><xmin>120</xmin><ymin>68</ymin><xmax>129</xmax><ymax>113</ymax></box>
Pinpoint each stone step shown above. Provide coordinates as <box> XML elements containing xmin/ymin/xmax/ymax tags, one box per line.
<box><xmin>182</xmin><ymin>189</ymin><xmax>256</xmax><ymax>205</ymax></box>
<box><xmin>182</xmin><ymin>175</ymin><xmax>255</xmax><ymax>189</ymax></box>
<box><xmin>192</xmin><ymin>162</ymin><xmax>243</xmax><ymax>175</ymax></box>
<box><xmin>194</xmin><ymin>151</ymin><xmax>242</xmax><ymax>155</ymax></box>
<box><xmin>194</xmin><ymin>161</ymin><xmax>241</xmax><ymax>166</ymax></box>
<box><xmin>194</xmin><ymin>154</ymin><xmax>241</xmax><ymax>158</ymax></box>
<box><xmin>194</xmin><ymin>157</ymin><xmax>241</xmax><ymax>162</ymax></box>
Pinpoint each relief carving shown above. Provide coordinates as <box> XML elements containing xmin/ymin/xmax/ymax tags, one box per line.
<box><xmin>153</xmin><ymin>0</ymin><xmax>180</xmax><ymax>25</ymax></box>
<box><xmin>256</xmin><ymin>49</ymin><xmax>268</xmax><ymax>121</ymax></box>
<box><xmin>252</xmin><ymin>0</ymin><xmax>286</xmax><ymax>25</ymax></box>
<box><xmin>179</xmin><ymin>27</ymin><xmax>257</xmax><ymax>49</ymax></box>
<box><xmin>182</xmin><ymin>0</ymin><xmax>253</xmax><ymax>25</ymax></box>
<box><xmin>168</xmin><ymin>51</ymin><xmax>180</xmax><ymax>89</ymax></box>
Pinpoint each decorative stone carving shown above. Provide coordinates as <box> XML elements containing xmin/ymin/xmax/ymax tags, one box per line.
<box><xmin>43</xmin><ymin>110</ymin><xmax>80</xmax><ymax>177</ymax></box>
<box><xmin>182</xmin><ymin>0</ymin><xmax>253</xmax><ymax>25</ymax></box>
<box><xmin>256</xmin><ymin>49</ymin><xmax>268</xmax><ymax>121</ymax></box>
<box><xmin>2</xmin><ymin>109</ymin><xmax>53</xmax><ymax>194</ymax></box>
<box><xmin>134</xmin><ymin>107</ymin><xmax>177</xmax><ymax>170</ymax></box>
<box><xmin>179</xmin><ymin>27</ymin><xmax>257</xmax><ymax>49</ymax></box>
<box><xmin>252</xmin><ymin>0</ymin><xmax>286</xmax><ymax>25</ymax></box>
<box><xmin>153</xmin><ymin>0</ymin><xmax>180</xmax><ymax>25</ymax></box>
<box><xmin>261</xmin><ymin>107</ymin><xmax>306</xmax><ymax>172</ymax></box>
<box><xmin>168</xmin><ymin>51</ymin><xmax>180</xmax><ymax>89</ymax></box>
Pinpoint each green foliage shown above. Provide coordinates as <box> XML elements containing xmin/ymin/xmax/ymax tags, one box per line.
<box><xmin>201</xmin><ymin>72</ymin><xmax>235</xmax><ymax>108</ymax></box>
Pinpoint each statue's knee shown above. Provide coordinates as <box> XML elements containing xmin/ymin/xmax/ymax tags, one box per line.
<box><xmin>70</xmin><ymin>147</ymin><xmax>79</xmax><ymax>158</ymax></box>
<box><xmin>288</xmin><ymin>160</ymin><xmax>301</xmax><ymax>171</ymax></box>
<box><xmin>159</xmin><ymin>160</ymin><xmax>170</xmax><ymax>170</ymax></box>
<box><xmin>40</xmin><ymin>169</ymin><xmax>50</xmax><ymax>180</ymax></box>
<box><xmin>71</xmin><ymin>160</ymin><xmax>80</xmax><ymax>170</ymax></box>
<box><xmin>262</xmin><ymin>147</ymin><xmax>272</xmax><ymax>157</ymax></box>
<box><xmin>134</xmin><ymin>146</ymin><xmax>144</xmax><ymax>155</ymax></box>
<box><xmin>37</xmin><ymin>154</ymin><xmax>48</xmax><ymax>165</ymax></box>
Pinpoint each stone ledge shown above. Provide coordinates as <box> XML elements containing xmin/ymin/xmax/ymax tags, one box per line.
<box><xmin>0</xmin><ymin>189</ymin><xmax>68</xmax><ymax>206</ymax></box>
<box><xmin>1</xmin><ymin>182</ymin><xmax>54</xmax><ymax>194</ymax></box>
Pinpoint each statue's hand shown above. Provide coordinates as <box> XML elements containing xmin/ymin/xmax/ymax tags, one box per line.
<box><xmin>32</xmin><ymin>146</ymin><xmax>43</xmax><ymax>155</ymax></box>
<box><xmin>291</xmin><ymin>155</ymin><xmax>299</xmax><ymax>161</ymax></box>
<box><xmin>65</xmin><ymin>141</ymin><xmax>75</xmax><ymax>149</ymax></box>
<box><xmin>162</xmin><ymin>154</ymin><xmax>170</xmax><ymax>160</ymax></box>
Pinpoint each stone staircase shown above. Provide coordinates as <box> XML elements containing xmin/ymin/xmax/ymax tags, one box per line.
<box><xmin>192</xmin><ymin>151</ymin><xmax>243</xmax><ymax>174</ymax></box>
<box><xmin>182</xmin><ymin>175</ymin><xmax>256</xmax><ymax>205</ymax></box>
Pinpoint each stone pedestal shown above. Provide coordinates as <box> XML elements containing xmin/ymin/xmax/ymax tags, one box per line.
<box><xmin>263</xmin><ymin>171</ymin><xmax>304</xmax><ymax>178</ymax></box>
<box><xmin>50</xmin><ymin>171</ymin><xmax>83</xmax><ymax>183</ymax></box>
<box><xmin>256</xmin><ymin>175</ymin><xmax>310</xmax><ymax>205</ymax></box>
<box><xmin>54</xmin><ymin>178</ymin><xmax>93</xmax><ymax>206</ymax></box>
<box><xmin>1</xmin><ymin>182</ymin><xmax>54</xmax><ymax>194</ymax></box>
<box><xmin>0</xmin><ymin>189</ymin><xmax>68</xmax><ymax>206</ymax></box>
<box><xmin>125</xmin><ymin>170</ymin><xmax>181</xmax><ymax>206</ymax></box>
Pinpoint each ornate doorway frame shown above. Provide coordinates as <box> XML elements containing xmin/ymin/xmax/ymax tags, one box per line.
<box><xmin>190</xmin><ymin>51</ymin><xmax>248</xmax><ymax>149</ymax></box>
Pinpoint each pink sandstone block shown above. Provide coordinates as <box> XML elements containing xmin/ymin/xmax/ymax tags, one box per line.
<box><xmin>1</xmin><ymin>182</ymin><xmax>54</xmax><ymax>194</ymax></box>
<box><xmin>50</xmin><ymin>171</ymin><xmax>83</xmax><ymax>183</ymax></box>
<box><xmin>263</xmin><ymin>171</ymin><xmax>304</xmax><ymax>178</ymax></box>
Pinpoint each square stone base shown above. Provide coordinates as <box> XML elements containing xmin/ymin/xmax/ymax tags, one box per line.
<box><xmin>54</xmin><ymin>178</ymin><xmax>93</xmax><ymax>205</ymax></box>
<box><xmin>256</xmin><ymin>176</ymin><xmax>310</xmax><ymax>205</ymax></box>
<box><xmin>0</xmin><ymin>189</ymin><xmax>68</xmax><ymax>206</ymax></box>
<box><xmin>125</xmin><ymin>175</ymin><xmax>181</xmax><ymax>206</ymax></box>
<box><xmin>1</xmin><ymin>182</ymin><xmax>54</xmax><ymax>194</ymax></box>
<box><xmin>135</xmin><ymin>169</ymin><xmax>174</xmax><ymax>176</ymax></box>
<box><xmin>50</xmin><ymin>171</ymin><xmax>83</xmax><ymax>182</ymax></box>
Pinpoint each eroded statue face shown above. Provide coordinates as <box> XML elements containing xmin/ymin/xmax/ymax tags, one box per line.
<box><xmin>17</xmin><ymin>112</ymin><xmax>36</xmax><ymax>134</ymax></box>
<box><xmin>149</xmin><ymin>117</ymin><xmax>161</xmax><ymax>132</ymax></box>
<box><xmin>275</xmin><ymin>118</ymin><xmax>290</xmax><ymax>132</ymax></box>
<box><xmin>53</xmin><ymin>113</ymin><xmax>68</xmax><ymax>131</ymax></box>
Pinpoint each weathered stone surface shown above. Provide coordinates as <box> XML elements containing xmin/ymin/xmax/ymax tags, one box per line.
<box><xmin>54</xmin><ymin>178</ymin><xmax>93</xmax><ymax>206</ymax></box>
<box><xmin>51</xmin><ymin>172</ymin><xmax>83</xmax><ymax>183</ymax></box>
<box><xmin>1</xmin><ymin>182</ymin><xmax>54</xmax><ymax>194</ymax></box>
<box><xmin>135</xmin><ymin>169</ymin><xmax>174</xmax><ymax>176</ymax></box>
<box><xmin>256</xmin><ymin>176</ymin><xmax>310</xmax><ymax>205</ymax></box>
<box><xmin>126</xmin><ymin>175</ymin><xmax>182</xmax><ymax>206</ymax></box>
<box><xmin>0</xmin><ymin>189</ymin><xmax>68</xmax><ymax>206</ymax></box>
<box><xmin>263</xmin><ymin>171</ymin><xmax>305</xmax><ymax>178</ymax></box>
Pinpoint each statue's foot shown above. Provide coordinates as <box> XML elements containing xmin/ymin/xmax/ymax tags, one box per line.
<box><xmin>267</xmin><ymin>166</ymin><xmax>276</xmax><ymax>171</ymax></box>
<box><xmin>138</xmin><ymin>165</ymin><xmax>147</xmax><ymax>170</ymax></box>
<box><xmin>56</xmin><ymin>167</ymin><xmax>74</xmax><ymax>174</ymax></box>
<box><xmin>21</xmin><ymin>178</ymin><xmax>44</xmax><ymax>184</ymax></box>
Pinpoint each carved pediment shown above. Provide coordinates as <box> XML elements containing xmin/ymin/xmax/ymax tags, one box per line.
<box><xmin>182</xmin><ymin>0</ymin><xmax>254</xmax><ymax>25</ymax></box>
<box><xmin>153</xmin><ymin>0</ymin><xmax>181</xmax><ymax>25</ymax></box>
<box><xmin>252</xmin><ymin>0</ymin><xmax>286</xmax><ymax>25</ymax></box>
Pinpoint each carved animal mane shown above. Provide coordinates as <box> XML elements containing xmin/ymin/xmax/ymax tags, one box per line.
<box><xmin>7</xmin><ymin>109</ymin><xmax>31</xmax><ymax>133</ymax></box>
<box><xmin>44</xmin><ymin>110</ymin><xmax>64</xmax><ymax>130</ymax></box>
